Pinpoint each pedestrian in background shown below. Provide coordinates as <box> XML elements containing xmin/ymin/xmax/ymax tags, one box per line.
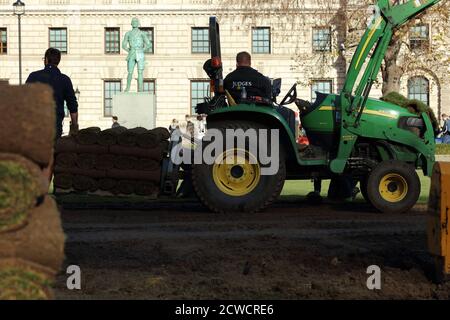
<box><xmin>112</xmin><ymin>116</ymin><xmax>121</xmax><ymax>128</ymax></box>
<box><xmin>169</xmin><ymin>118</ymin><xmax>179</xmax><ymax>133</ymax></box>
<box><xmin>442</xmin><ymin>114</ymin><xmax>450</xmax><ymax>144</ymax></box>
<box><xmin>185</xmin><ymin>115</ymin><xmax>195</xmax><ymax>143</ymax></box>
<box><xmin>26</xmin><ymin>47</ymin><xmax>78</xmax><ymax>139</ymax></box>
<box><xmin>26</xmin><ymin>47</ymin><xmax>79</xmax><ymax>183</ymax></box>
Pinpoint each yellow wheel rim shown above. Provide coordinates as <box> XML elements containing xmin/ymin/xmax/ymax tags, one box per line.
<box><xmin>212</xmin><ymin>149</ymin><xmax>261</xmax><ymax>197</ymax></box>
<box><xmin>378</xmin><ymin>173</ymin><xmax>408</xmax><ymax>203</ymax></box>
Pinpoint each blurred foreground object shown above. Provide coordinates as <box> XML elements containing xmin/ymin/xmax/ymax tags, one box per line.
<box><xmin>428</xmin><ymin>162</ymin><xmax>450</xmax><ymax>283</ymax></box>
<box><xmin>0</xmin><ymin>84</ymin><xmax>55</xmax><ymax>167</ymax></box>
<box><xmin>0</xmin><ymin>84</ymin><xmax>64</xmax><ymax>300</ymax></box>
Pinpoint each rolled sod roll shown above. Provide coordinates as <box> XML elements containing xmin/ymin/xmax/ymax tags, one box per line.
<box><xmin>134</xmin><ymin>182</ymin><xmax>157</xmax><ymax>196</ymax></box>
<box><xmin>56</xmin><ymin>137</ymin><xmax>108</xmax><ymax>154</ymax></box>
<box><xmin>98</xmin><ymin>178</ymin><xmax>117</xmax><ymax>191</ymax></box>
<box><xmin>115</xmin><ymin>180</ymin><xmax>135</xmax><ymax>195</ymax></box>
<box><xmin>113</xmin><ymin>156</ymin><xmax>138</xmax><ymax>170</ymax></box>
<box><xmin>136</xmin><ymin>131</ymin><xmax>159</xmax><ymax>149</ymax></box>
<box><xmin>75</xmin><ymin>153</ymin><xmax>96</xmax><ymax>170</ymax></box>
<box><xmin>117</xmin><ymin>127</ymin><xmax>148</xmax><ymax>146</ymax></box>
<box><xmin>107</xmin><ymin>168</ymin><xmax>161</xmax><ymax>182</ymax></box>
<box><xmin>55</xmin><ymin>152</ymin><xmax>77</xmax><ymax>168</ymax></box>
<box><xmin>134</xmin><ymin>159</ymin><xmax>160</xmax><ymax>171</ymax></box>
<box><xmin>109</xmin><ymin>145</ymin><xmax>164</xmax><ymax>161</ymax></box>
<box><xmin>151</xmin><ymin>127</ymin><xmax>171</xmax><ymax>141</ymax></box>
<box><xmin>0</xmin><ymin>258</ymin><xmax>54</xmax><ymax>300</ymax></box>
<box><xmin>0</xmin><ymin>84</ymin><xmax>56</xmax><ymax>167</ymax></box>
<box><xmin>72</xmin><ymin>176</ymin><xmax>98</xmax><ymax>192</ymax></box>
<box><xmin>0</xmin><ymin>196</ymin><xmax>65</xmax><ymax>275</ymax></box>
<box><xmin>0</xmin><ymin>154</ymin><xmax>48</xmax><ymax>233</ymax></box>
<box><xmin>98</xmin><ymin>127</ymin><xmax>128</xmax><ymax>146</ymax></box>
<box><xmin>95</xmin><ymin>154</ymin><xmax>115</xmax><ymax>170</ymax></box>
<box><xmin>53</xmin><ymin>173</ymin><xmax>73</xmax><ymax>190</ymax></box>
<box><xmin>74</xmin><ymin>127</ymin><xmax>101</xmax><ymax>145</ymax></box>
<box><xmin>54</xmin><ymin>166</ymin><xmax>107</xmax><ymax>179</ymax></box>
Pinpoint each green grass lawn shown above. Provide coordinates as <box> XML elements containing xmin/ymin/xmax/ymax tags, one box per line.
<box><xmin>55</xmin><ymin>171</ymin><xmax>431</xmax><ymax>207</ymax></box>
<box><xmin>436</xmin><ymin>144</ymin><xmax>450</xmax><ymax>155</ymax></box>
<box><xmin>280</xmin><ymin>171</ymin><xmax>430</xmax><ymax>204</ymax></box>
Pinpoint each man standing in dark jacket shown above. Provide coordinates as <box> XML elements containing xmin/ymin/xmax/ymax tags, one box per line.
<box><xmin>224</xmin><ymin>51</ymin><xmax>272</xmax><ymax>103</ymax></box>
<box><xmin>26</xmin><ymin>48</ymin><xmax>78</xmax><ymax>139</ymax></box>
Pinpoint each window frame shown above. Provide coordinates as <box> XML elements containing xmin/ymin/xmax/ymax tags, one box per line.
<box><xmin>141</xmin><ymin>79</ymin><xmax>156</xmax><ymax>94</ymax></box>
<box><xmin>140</xmin><ymin>27</ymin><xmax>155</xmax><ymax>54</ymax></box>
<box><xmin>407</xmin><ymin>76</ymin><xmax>430</xmax><ymax>106</ymax></box>
<box><xmin>0</xmin><ymin>28</ymin><xmax>7</xmax><ymax>55</ymax></box>
<box><xmin>311</xmin><ymin>79</ymin><xmax>333</xmax><ymax>102</ymax></box>
<box><xmin>252</xmin><ymin>27</ymin><xmax>271</xmax><ymax>54</ymax></box>
<box><xmin>312</xmin><ymin>27</ymin><xmax>332</xmax><ymax>53</ymax></box>
<box><xmin>49</xmin><ymin>27</ymin><xmax>68</xmax><ymax>54</ymax></box>
<box><xmin>409</xmin><ymin>24</ymin><xmax>430</xmax><ymax>51</ymax></box>
<box><xmin>191</xmin><ymin>27</ymin><xmax>210</xmax><ymax>54</ymax></box>
<box><xmin>104</xmin><ymin>27</ymin><xmax>121</xmax><ymax>55</ymax></box>
<box><xmin>190</xmin><ymin>80</ymin><xmax>210</xmax><ymax>115</ymax></box>
<box><xmin>103</xmin><ymin>80</ymin><xmax>122</xmax><ymax>117</ymax></box>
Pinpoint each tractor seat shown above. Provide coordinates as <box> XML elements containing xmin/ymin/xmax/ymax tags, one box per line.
<box><xmin>240</xmin><ymin>96</ymin><xmax>273</xmax><ymax>106</ymax></box>
<box><xmin>295</xmin><ymin>99</ymin><xmax>312</xmax><ymax>114</ymax></box>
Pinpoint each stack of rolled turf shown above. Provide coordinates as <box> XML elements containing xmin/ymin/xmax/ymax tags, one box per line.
<box><xmin>0</xmin><ymin>84</ymin><xmax>65</xmax><ymax>300</ymax></box>
<box><xmin>53</xmin><ymin>126</ymin><xmax>170</xmax><ymax>197</ymax></box>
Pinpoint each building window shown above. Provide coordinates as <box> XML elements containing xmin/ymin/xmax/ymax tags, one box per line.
<box><xmin>104</xmin><ymin>80</ymin><xmax>121</xmax><ymax>117</ymax></box>
<box><xmin>49</xmin><ymin>28</ymin><xmax>68</xmax><ymax>53</ymax></box>
<box><xmin>410</xmin><ymin>24</ymin><xmax>429</xmax><ymax>51</ymax></box>
<box><xmin>311</xmin><ymin>80</ymin><xmax>332</xmax><ymax>102</ymax></box>
<box><xmin>0</xmin><ymin>28</ymin><xmax>7</xmax><ymax>54</ymax></box>
<box><xmin>191</xmin><ymin>28</ymin><xmax>209</xmax><ymax>54</ymax></box>
<box><xmin>142</xmin><ymin>79</ymin><xmax>156</xmax><ymax>94</ymax></box>
<box><xmin>408</xmin><ymin>76</ymin><xmax>429</xmax><ymax>106</ymax></box>
<box><xmin>191</xmin><ymin>80</ymin><xmax>210</xmax><ymax>114</ymax></box>
<box><xmin>313</xmin><ymin>27</ymin><xmax>331</xmax><ymax>52</ymax></box>
<box><xmin>140</xmin><ymin>27</ymin><xmax>154</xmax><ymax>54</ymax></box>
<box><xmin>105</xmin><ymin>28</ymin><xmax>120</xmax><ymax>54</ymax></box>
<box><xmin>252</xmin><ymin>27</ymin><xmax>271</xmax><ymax>54</ymax></box>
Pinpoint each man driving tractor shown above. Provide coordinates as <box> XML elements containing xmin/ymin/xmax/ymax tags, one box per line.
<box><xmin>224</xmin><ymin>51</ymin><xmax>272</xmax><ymax>103</ymax></box>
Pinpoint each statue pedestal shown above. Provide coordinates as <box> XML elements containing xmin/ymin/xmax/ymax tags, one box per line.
<box><xmin>112</xmin><ymin>92</ymin><xmax>156</xmax><ymax>129</ymax></box>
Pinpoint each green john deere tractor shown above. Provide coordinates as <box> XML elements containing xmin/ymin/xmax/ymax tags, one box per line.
<box><xmin>191</xmin><ymin>0</ymin><xmax>440</xmax><ymax>214</ymax></box>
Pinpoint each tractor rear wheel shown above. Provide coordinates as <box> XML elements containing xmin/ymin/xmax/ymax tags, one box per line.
<box><xmin>192</xmin><ymin>121</ymin><xmax>286</xmax><ymax>214</ymax></box>
<box><xmin>366</xmin><ymin>160</ymin><xmax>420</xmax><ymax>213</ymax></box>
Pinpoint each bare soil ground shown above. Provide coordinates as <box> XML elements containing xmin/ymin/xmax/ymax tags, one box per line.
<box><xmin>53</xmin><ymin>200</ymin><xmax>450</xmax><ymax>300</ymax></box>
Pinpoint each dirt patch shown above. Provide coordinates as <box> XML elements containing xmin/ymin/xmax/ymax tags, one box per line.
<box><xmin>53</xmin><ymin>202</ymin><xmax>450</xmax><ymax>299</ymax></box>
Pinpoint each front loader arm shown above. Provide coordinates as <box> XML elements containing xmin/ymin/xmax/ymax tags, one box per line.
<box><xmin>331</xmin><ymin>0</ymin><xmax>441</xmax><ymax>174</ymax></box>
<box><xmin>380</xmin><ymin>0</ymin><xmax>442</xmax><ymax>26</ymax></box>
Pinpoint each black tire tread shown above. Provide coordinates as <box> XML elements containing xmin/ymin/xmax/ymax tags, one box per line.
<box><xmin>192</xmin><ymin>120</ymin><xmax>286</xmax><ymax>214</ymax></box>
<box><xmin>366</xmin><ymin>160</ymin><xmax>420</xmax><ymax>214</ymax></box>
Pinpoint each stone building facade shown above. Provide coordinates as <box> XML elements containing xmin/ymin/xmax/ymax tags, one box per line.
<box><xmin>0</xmin><ymin>0</ymin><xmax>448</xmax><ymax>132</ymax></box>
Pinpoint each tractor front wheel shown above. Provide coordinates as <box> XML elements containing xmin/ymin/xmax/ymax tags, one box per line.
<box><xmin>192</xmin><ymin>121</ymin><xmax>286</xmax><ymax>214</ymax></box>
<box><xmin>366</xmin><ymin>160</ymin><xmax>420</xmax><ymax>214</ymax></box>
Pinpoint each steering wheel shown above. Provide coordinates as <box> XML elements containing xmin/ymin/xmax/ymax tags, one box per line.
<box><xmin>279</xmin><ymin>84</ymin><xmax>298</xmax><ymax>106</ymax></box>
